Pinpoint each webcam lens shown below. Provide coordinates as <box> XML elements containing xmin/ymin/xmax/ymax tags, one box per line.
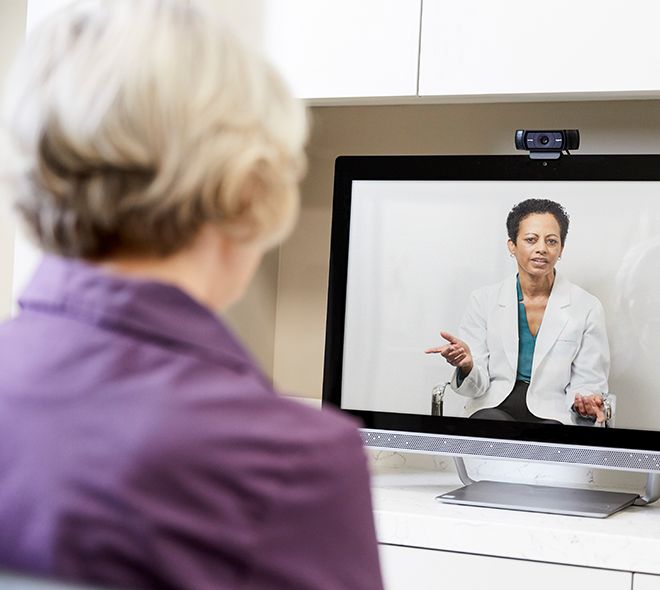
<box><xmin>514</xmin><ymin>129</ymin><xmax>579</xmax><ymax>158</ymax></box>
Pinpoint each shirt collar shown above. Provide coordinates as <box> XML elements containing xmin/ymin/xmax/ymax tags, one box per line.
<box><xmin>516</xmin><ymin>274</ymin><xmax>523</xmax><ymax>302</ymax></box>
<box><xmin>515</xmin><ymin>270</ymin><xmax>563</xmax><ymax>304</ymax></box>
<box><xmin>19</xmin><ymin>256</ymin><xmax>259</xmax><ymax>373</ymax></box>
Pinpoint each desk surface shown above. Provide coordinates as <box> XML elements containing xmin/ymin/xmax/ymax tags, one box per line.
<box><xmin>372</xmin><ymin>467</ymin><xmax>660</xmax><ymax>575</ymax></box>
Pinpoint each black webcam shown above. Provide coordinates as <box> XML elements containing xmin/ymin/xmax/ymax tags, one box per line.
<box><xmin>515</xmin><ymin>129</ymin><xmax>580</xmax><ymax>160</ymax></box>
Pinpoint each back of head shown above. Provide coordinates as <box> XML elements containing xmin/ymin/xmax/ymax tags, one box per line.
<box><xmin>2</xmin><ymin>0</ymin><xmax>308</xmax><ymax>259</ymax></box>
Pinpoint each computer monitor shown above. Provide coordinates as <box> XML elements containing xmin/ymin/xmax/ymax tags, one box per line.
<box><xmin>322</xmin><ymin>155</ymin><xmax>660</xmax><ymax>517</ymax></box>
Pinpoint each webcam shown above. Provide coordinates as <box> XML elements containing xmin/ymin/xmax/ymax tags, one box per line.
<box><xmin>515</xmin><ymin>129</ymin><xmax>580</xmax><ymax>160</ymax></box>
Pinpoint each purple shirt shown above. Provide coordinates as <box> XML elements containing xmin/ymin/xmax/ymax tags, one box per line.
<box><xmin>0</xmin><ymin>257</ymin><xmax>383</xmax><ymax>590</ymax></box>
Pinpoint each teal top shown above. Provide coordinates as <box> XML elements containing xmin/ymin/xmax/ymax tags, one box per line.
<box><xmin>456</xmin><ymin>276</ymin><xmax>538</xmax><ymax>388</ymax></box>
<box><xmin>516</xmin><ymin>275</ymin><xmax>536</xmax><ymax>383</ymax></box>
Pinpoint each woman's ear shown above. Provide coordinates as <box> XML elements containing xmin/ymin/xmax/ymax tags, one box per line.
<box><xmin>507</xmin><ymin>239</ymin><xmax>516</xmax><ymax>257</ymax></box>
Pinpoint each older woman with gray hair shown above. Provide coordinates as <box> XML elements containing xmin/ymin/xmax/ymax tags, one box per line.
<box><xmin>0</xmin><ymin>1</ymin><xmax>383</xmax><ymax>589</ymax></box>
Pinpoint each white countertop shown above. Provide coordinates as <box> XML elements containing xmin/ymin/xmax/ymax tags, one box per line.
<box><xmin>372</xmin><ymin>466</ymin><xmax>660</xmax><ymax>575</ymax></box>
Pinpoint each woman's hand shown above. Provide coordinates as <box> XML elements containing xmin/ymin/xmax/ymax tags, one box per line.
<box><xmin>573</xmin><ymin>393</ymin><xmax>606</xmax><ymax>424</ymax></box>
<box><xmin>425</xmin><ymin>331</ymin><xmax>474</xmax><ymax>378</ymax></box>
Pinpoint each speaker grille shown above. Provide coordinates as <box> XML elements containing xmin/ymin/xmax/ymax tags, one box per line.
<box><xmin>361</xmin><ymin>429</ymin><xmax>660</xmax><ymax>472</ymax></box>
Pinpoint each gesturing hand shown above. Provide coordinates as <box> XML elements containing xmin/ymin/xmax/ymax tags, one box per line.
<box><xmin>573</xmin><ymin>393</ymin><xmax>606</xmax><ymax>424</ymax></box>
<box><xmin>425</xmin><ymin>331</ymin><xmax>474</xmax><ymax>378</ymax></box>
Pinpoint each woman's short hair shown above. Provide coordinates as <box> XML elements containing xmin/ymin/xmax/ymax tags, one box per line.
<box><xmin>2</xmin><ymin>0</ymin><xmax>308</xmax><ymax>259</ymax></box>
<box><xmin>506</xmin><ymin>198</ymin><xmax>570</xmax><ymax>245</ymax></box>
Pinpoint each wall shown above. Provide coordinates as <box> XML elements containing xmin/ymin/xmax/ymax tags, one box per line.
<box><xmin>0</xmin><ymin>0</ymin><xmax>27</xmax><ymax>320</ymax></box>
<box><xmin>274</xmin><ymin>100</ymin><xmax>660</xmax><ymax>400</ymax></box>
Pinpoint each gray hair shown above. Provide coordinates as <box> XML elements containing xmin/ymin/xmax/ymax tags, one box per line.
<box><xmin>2</xmin><ymin>0</ymin><xmax>308</xmax><ymax>258</ymax></box>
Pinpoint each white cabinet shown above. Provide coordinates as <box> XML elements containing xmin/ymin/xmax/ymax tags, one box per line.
<box><xmin>261</xmin><ymin>0</ymin><xmax>421</xmax><ymax>100</ymax></box>
<box><xmin>419</xmin><ymin>0</ymin><xmax>660</xmax><ymax>98</ymax></box>
<box><xmin>373</xmin><ymin>468</ymin><xmax>660</xmax><ymax>590</ymax></box>
<box><xmin>24</xmin><ymin>0</ymin><xmax>422</xmax><ymax>102</ymax></box>
<box><xmin>635</xmin><ymin>574</ymin><xmax>660</xmax><ymax>590</ymax></box>
<box><xmin>25</xmin><ymin>0</ymin><xmax>660</xmax><ymax>103</ymax></box>
<box><xmin>380</xmin><ymin>544</ymin><xmax>631</xmax><ymax>590</ymax></box>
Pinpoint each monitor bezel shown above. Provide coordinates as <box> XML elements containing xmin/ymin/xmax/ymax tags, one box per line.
<box><xmin>322</xmin><ymin>154</ymin><xmax>660</xmax><ymax>453</ymax></box>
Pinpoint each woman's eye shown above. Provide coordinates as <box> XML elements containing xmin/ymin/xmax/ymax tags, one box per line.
<box><xmin>525</xmin><ymin>237</ymin><xmax>535</xmax><ymax>243</ymax></box>
<box><xmin>548</xmin><ymin>239</ymin><xmax>558</xmax><ymax>246</ymax></box>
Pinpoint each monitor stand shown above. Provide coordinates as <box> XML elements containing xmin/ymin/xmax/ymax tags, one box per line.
<box><xmin>436</xmin><ymin>458</ymin><xmax>660</xmax><ymax>518</ymax></box>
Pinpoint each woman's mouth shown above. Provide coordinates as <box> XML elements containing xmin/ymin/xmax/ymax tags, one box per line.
<box><xmin>531</xmin><ymin>258</ymin><xmax>548</xmax><ymax>265</ymax></box>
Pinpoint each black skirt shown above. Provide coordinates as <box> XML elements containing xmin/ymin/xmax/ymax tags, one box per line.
<box><xmin>470</xmin><ymin>380</ymin><xmax>561</xmax><ymax>424</ymax></box>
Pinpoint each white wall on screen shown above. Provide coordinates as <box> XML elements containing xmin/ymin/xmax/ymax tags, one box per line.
<box><xmin>341</xmin><ymin>180</ymin><xmax>660</xmax><ymax>430</ymax></box>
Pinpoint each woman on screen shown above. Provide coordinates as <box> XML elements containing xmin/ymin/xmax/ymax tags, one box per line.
<box><xmin>426</xmin><ymin>199</ymin><xmax>611</xmax><ymax>425</ymax></box>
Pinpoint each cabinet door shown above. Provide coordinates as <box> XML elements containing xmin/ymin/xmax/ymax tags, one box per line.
<box><xmin>262</xmin><ymin>0</ymin><xmax>421</xmax><ymax>100</ymax></box>
<box><xmin>634</xmin><ymin>573</ymin><xmax>660</xmax><ymax>590</ymax></box>
<box><xmin>419</xmin><ymin>0</ymin><xmax>660</xmax><ymax>98</ymax></box>
<box><xmin>379</xmin><ymin>544</ymin><xmax>631</xmax><ymax>590</ymax></box>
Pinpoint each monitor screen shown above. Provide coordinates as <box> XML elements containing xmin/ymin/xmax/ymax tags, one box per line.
<box><xmin>323</xmin><ymin>156</ymin><xmax>660</xmax><ymax>458</ymax></box>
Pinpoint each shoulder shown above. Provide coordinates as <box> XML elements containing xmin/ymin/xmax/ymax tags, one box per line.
<box><xmin>255</xmin><ymin>398</ymin><xmax>368</xmax><ymax>482</ymax></box>
<box><xmin>123</xmin><ymin>387</ymin><xmax>369</xmax><ymax>540</ymax></box>
<box><xmin>153</xmin><ymin>386</ymin><xmax>367</xmax><ymax>493</ymax></box>
<box><xmin>253</xmin><ymin>396</ymin><xmax>365</xmax><ymax>456</ymax></box>
<box><xmin>264</xmin><ymin>401</ymin><xmax>371</xmax><ymax>505</ymax></box>
<box><xmin>79</xmin><ymin>390</ymin><xmax>370</xmax><ymax>587</ymax></box>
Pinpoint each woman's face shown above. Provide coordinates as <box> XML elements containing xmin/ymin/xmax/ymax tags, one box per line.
<box><xmin>508</xmin><ymin>213</ymin><xmax>564</xmax><ymax>278</ymax></box>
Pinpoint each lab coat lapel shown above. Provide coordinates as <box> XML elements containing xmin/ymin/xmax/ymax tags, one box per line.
<box><xmin>496</xmin><ymin>275</ymin><xmax>518</xmax><ymax>372</ymax></box>
<box><xmin>532</xmin><ymin>272</ymin><xmax>571</xmax><ymax>372</ymax></box>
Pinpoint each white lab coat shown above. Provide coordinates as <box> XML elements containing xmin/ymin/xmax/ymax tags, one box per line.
<box><xmin>450</xmin><ymin>272</ymin><xmax>610</xmax><ymax>423</ymax></box>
